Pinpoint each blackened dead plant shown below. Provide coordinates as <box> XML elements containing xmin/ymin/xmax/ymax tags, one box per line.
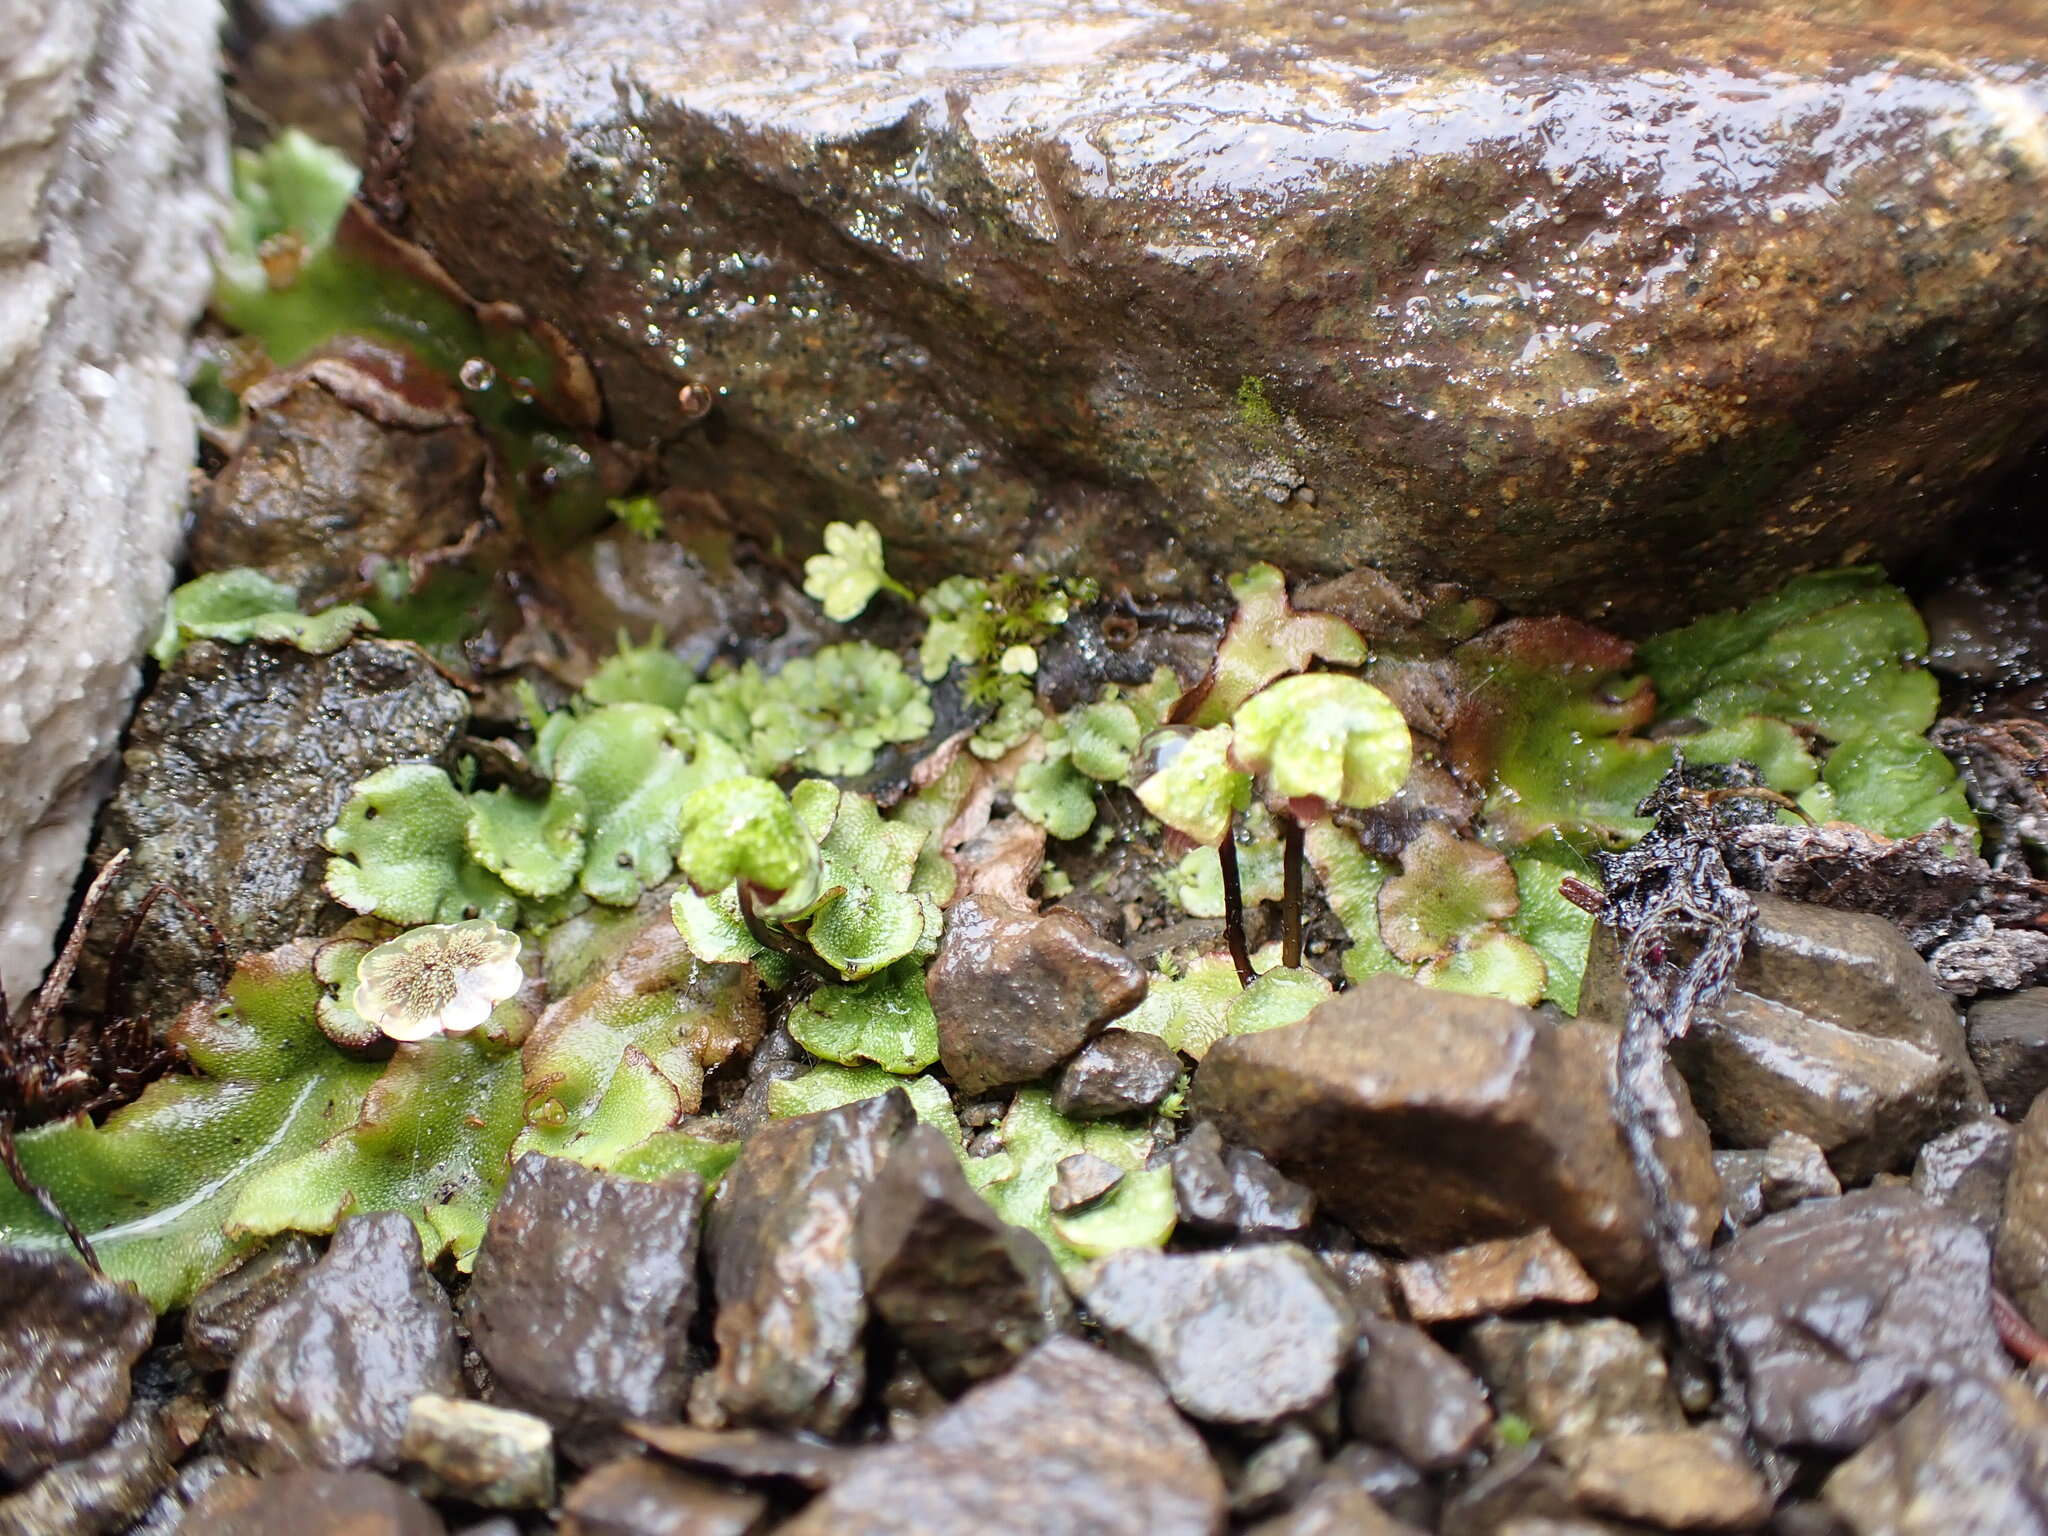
<box><xmin>0</xmin><ymin>851</ymin><xmax>218</xmax><ymax>1271</ymax></box>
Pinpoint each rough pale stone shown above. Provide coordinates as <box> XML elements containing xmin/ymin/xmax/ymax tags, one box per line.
<box><xmin>0</xmin><ymin>0</ymin><xmax>223</xmax><ymax>999</ymax></box>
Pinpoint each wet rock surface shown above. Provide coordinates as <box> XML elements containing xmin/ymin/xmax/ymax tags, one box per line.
<box><xmin>1911</xmin><ymin>1115</ymin><xmax>2015</xmax><ymax>1237</ymax></box>
<box><xmin>704</xmin><ymin>1091</ymin><xmax>915</xmax><ymax>1432</ymax></box>
<box><xmin>399</xmin><ymin>0</ymin><xmax>2048</xmax><ymax>621</ymax></box>
<box><xmin>183</xmin><ymin>1235</ymin><xmax>322</xmax><ymax>1373</ymax></box>
<box><xmin>1464</xmin><ymin>1317</ymin><xmax>1682</xmax><ymax>1468</ymax></box>
<box><xmin>0</xmin><ymin>1247</ymin><xmax>154</xmax><ymax>1483</ymax></box>
<box><xmin>1349</xmin><ymin>1316</ymin><xmax>1493</xmax><ymax>1472</ymax></box>
<box><xmin>1711</xmin><ymin>1187</ymin><xmax>2006</xmax><ymax>1453</ymax></box>
<box><xmin>465</xmin><ymin>1153</ymin><xmax>705</xmax><ymax>1447</ymax></box>
<box><xmin>1052</xmin><ymin>1028</ymin><xmax>1182</xmax><ymax>1120</ymax></box>
<box><xmin>558</xmin><ymin>1456</ymin><xmax>768</xmax><ymax>1536</ymax></box>
<box><xmin>1995</xmin><ymin>1092</ymin><xmax>2048</xmax><ymax>1333</ymax></box>
<box><xmin>1820</xmin><ymin>1374</ymin><xmax>2048</xmax><ymax>1536</ymax></box>
<box><xmin>1584</xmin><ymin>896</ymin><xmax>1984</xmax><ymax>1182</ymax></box>
<box><xmin>1716</xmin><ymin>1132</ymin><xmax>1842</xmax><ymax>1229</ymax></box>
<box><xmin>927</xmin><ymin>892</ymin><xmax>1147</xmax><ymax>1095</ymax></box>
<box><xmin>222</xmin><ymin>1212</ymin><xmax>462</xmax><ymax>1472</ymax></box>
<box><xmin>626</xmin><ymin>1423</ymin><xmax>856</xmax><ymax>1491</ymax></box>
<box><xmin>1192</xmin><ymin>974</ymin><xmax>1716</xmax><ymax>1296</ymax></box>
<box><xmin>854</xmin><ymin>1122</ymin><xmax>1072</xmax><ymax>1395</ymax></box>
<box><xmin>1567</xmin><ymin>1429</ymin><xmax>1770</xmax><ymax>1532</ymax></box>
<box><xmin>0</xmin><ymin>1360</ymin><xmax>208</xmax><ymax>1536</ymax></box>
<box><xmin>1394</xmin><ymin>1231</ymin><xmax>1599</xmax><ymax>1323</ymax></box>
<box><xmin>193</xmin><ymin>366</ymin><xmax>488</xmax><ymax>605</ymax></box>
<box><xmin>1048</xmin><ymin>1152</ymin><xmax>1125</xmax><ymax>1214</ymax></box>
<box><xmin>1079</xmin><ymin>1244</ymin><xmax>1355</xmax><ymax>1424</ymax></box>
<box><xmin>91</xmin><ymin>639</ymin><xmax>469</xmax><ymax>1007</ymax></box>
<box><xmin>182</xmin><ymin>1467</ymin><xmax>449</xmax><ymax>1535</ymax></box>
<box><xmin>398</xmin><ymin>1394</ymin><xmax>555</xmax><ymax>1510</ymax></box>
<box><xmin>1967</xmin><ymin>988</ymin><xmax>2048</xmax><ymax>1119</ymax></box>
<box><xmin>777</xmin><ymin>1336</ymin><xmax>1226</xmax><ymax>1535</ymax></box>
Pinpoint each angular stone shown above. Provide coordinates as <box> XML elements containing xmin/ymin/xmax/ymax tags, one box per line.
<box><xmin>192</xmin><ymin>365</ymin><xmax>487</xmax><ymax>605</ymax></box>
<box><xmin>0</xmin><ymin>0</ymin><xmax>220</xmax><ymax>1000</ymax></box>
<box><xmin>559</xmin><ymin>1457</ymin><xmax>767</xmax><ymax>1536</ymax></box>
<box><xmin>1712</xmin><ymin>1188</ymin><xmax>2006</xmax><ymax>1453</ymax></box>
<box><xmin>1584</xmin><ymin>897</ymin><xmax>1984</xmax><ymax>1183</ymax></box>
<box><xmin>1246</xmin><ymin>1443</ymin><xmax>1435</xmax><ymax>1536</ymax></box>
<box><xmin>1226</xmin><ymin>1146</ymin><xmax>1318</xmax><ymax>1241</ymax></box>
<box><xmin>181</xmin><ymin>1468</ymin><xmax>448</xmax><ymax>1535</ymax></box>
<box><xmin>1053</xmin><ymin>1028</ymin><xmax>1183</xmax><ymax>1120</ymax></box>
<box><xmin>1230</xmin><ymin>1424</ymin><xmax>1324</xmax><ymax>1520</ymax></box>
<box><xmin>91</xmin><ymin>639</ymin><xmax>469</xmax><ymax>1009</ymax></box>
<box><xmin>0</xmin><ymin>1372</ymin><xmax>208</xmax><ymax>1536</ymax></box>
<box><xmin>777</xmin><ymin>1338</ymin><xmax>1225</xmax><ymax>1536</ymax></box>
<box><xmin>1912</xmin><ymin>1116</ymin><xmax>2016</xmax><ymax>1238</ymax></box>
<box><xmin>1996</xmin><ymin>1093</ymin><xmax>2048</xmax><ymax>1334</ymax></box>
<box><xmin>0</xmin><ymin>1247</ymin><xmax>153</xmax><ymax>1482</ymax></box>
<box><xmin>1968</xmin><ymin>989</ymin><xmax>2048</xmax><ymax>1119</ymax></box>
<box><xmin>1394</xmin><ymin>1231</ymin><xmax>1599</xmax><ymax>1324</ymax></box>
<box><xmin>1348</xmin><ymin>1316</ymin><xmax>1492</xmax><ymax>1472</ymax></box>
<box><xmin>627</xmin><ymin>1423</ymin><xmax>856</xmax><ymax>1492</ymax></box>
<box><xmin>223</xmin><ymin>1213</ymin><xmax>462</xmax><ymax>1472</ymax></box>
<box><xmin>1193</xmin><ymin>974</ymin><xmax>1717</xmax><ymax>1298</ymax></box>
<box><xmin>1568</xmin><ymin>1429</ymin><xmax>1771</xmax><ymax>1533</ymax></box>
<box><xmin>1463</xmin><ymin>1318</ymin><xmax>1683</xmax><ymax>1469</ymax></box>
<box><xmin>183</xmin><ymin>1235</ymin><xmax>322</xmax><ymax>1373</ymax></box>
<box><xmin>1049</xmin><ymin>1152</ymin><xmax>1125</xmax><ymax>1215</ymax></box>
<box><xmin>399</xmin><ymin>1395</ymin><xmax>555</xmax><ymax>1510</ymax></box>
<box><xmin>1822</xmin><ymin>1375</ymin><xmax>2048</xmax><ymax>1536</ymax></box>
<box><xmin>397</xmin><ymin>1</ymin><xmax>2048</xmax><ymax>627</ymax></box>
<box><xmin>854</xmin><ymin>1122</ymin><xmax>1072</xmax><ymax>1396</ymax></box>
<box><xmin>927</xmin><ymin>893</ymin><xmax>1147</xmax><ymax>1095</ymax></box>
<box><xmin>1319</xmin><ymin>1249</ymin><xmax>1397</xmax><ymax>1320</ymax></box>
<box><xmin>1080</xmin><ymin>1244</ymin><xmax>1355</xmax><ymax>1425</ymax></box>
<box><xmin>466</xmin><ymin>1154</ymin><xmax>704</xmax><ymax>1447</ymax></box>
<box><xmin>1716</xmin><ymin>1131</ymin><xmax>1841</xmax><ymax>1229</ymax></box>
<box><xmin>705</xmin><ymin>1091</ymin><xmax>915</xmax><ymax>1432</ymax></box>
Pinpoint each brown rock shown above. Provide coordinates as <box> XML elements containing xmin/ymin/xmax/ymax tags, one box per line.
<box><xmin>1080</xmin><ymin>1245</ymin><xmax>1356</xmax><ymax>1426</ymax></box>
<box><xmin>1053</xmin><ymin>1028</ymin><xmax>1183</xmax><ymax>1120</ymax></box>
<box><xmin>854</xmin><ymin>1123</ymin><xmax>1072</xmax><ymax>1396</ymax></box>
<box><xmin>0</xmin><ymin>1248</ymin><xmax>153</xmax><ymax>1483</ymax></box>
<box><xmin>181</xmin><ymin>1468</ymin><xmax>448</xmax><ymax>1535</ymax></box>
<box><xmin>927</xmin><ymin>892</ymin><xmax>1147</xmax><ymax>1095</ymax></box>
<box><xmin>90</xmin><ymin>639</ymin><xmax>469</xmax><ymax>1011</ymax></box>
<box><xmin>193</xmin><ymin>364</ymin><xmax>486</xmax><ymax>604</ymax></box>
<box><xmin>1349</xmin><ymin>1316</ymin><xmax>1492</xmax><ymax>1472</ymax></box>
<box><xmin>223</xmin><ymin>1213</ymin><xmax>462</xmax><ymax>1473</ymax></box>
<box><xmin>182</xmin><ymin>1235</ymin><xmax>321</xmax><ymax>1373</ymax></box>
<box><xmin>1192</xmin><ymin>974</ymin><xmax>1717</xmax><ymax>1298</ymax></box>
<box><xmin>1712</xmin><ymin>1188</ymin><xmax>2006</xmax><ymax>1453</ymax></box>
<box><xmin>1995</xmin><ymin>1092</ymin><xmax>2048</xmax><ymax>1333</ymax></box>
<box><xmin>559</xmin><ymin>1457</ymin><xmax>768</xmax><ymax>1536</ymax></box>
<box><xmin>1583</xmin><ymin>896</ymin><xmax>1985</xmax><ymax>1183</ymax></box>
<box><xmin>1822</xmin><ymin>1375</ymin><xmax>2048</xmax><ymax>1536</ymax></box>
<box><xmin>1716</xmin><ymin>1131</ymin><xmax>1841</xmax><ymax>1229</ymax></box>
<box><xmin>1967</xmin><ymin>988</ymin><xmax>2048</xmax><ymax>1119</ymax></box>
<box><xmin>400</xmin><ymin>0</ymin><xmax>2048</xmax><ymax>623</ymax></box>
<box><xmin>1463</xmin><ymin>1318</ymin><xmax>1683</xmax><ymax>1469</ymax></box>
<box><xmin>466</xmin><ymin>1154</ymin><xmax>706</xmax><ymax>1450</ymax></box>
<box><xmin>1912</xmin><ymin>1115</ymin><xmax>2015</xmax><ymax>1238</ymax></box>
<box><xmin>1569</xmin><ymin>1430</ymin><xmax>1771</xmax><ymax>1532</ymax></box>
<box><xmin>626</xmin><ymin>1423</ymin><xmax>856</xmax><ymax>1492</ymax></box>
<box><xmin>705</xmin><ymin>1090</ymin><xmax>916</xmax><ymax>1432</ymax></box>
<box><xmin>777</xmin><ymin>1337</ymin><xmax>1225</xmax><ymax>1536</ymax></box>
<box><xmin>1395</xmin><ymin>1231</ymin><xmax>1598</xmax><ymax>1324</ymax></box>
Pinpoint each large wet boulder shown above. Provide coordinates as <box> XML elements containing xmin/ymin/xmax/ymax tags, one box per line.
<box><xmin>374</xmin><ymin>0</ymin><xmax>2048</xmax><ymax>624</ymax></box>
<box><xmin>0</xmin><ymin>0</ymin><xmax>222</xmax><ymax>1001</ymax></box>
